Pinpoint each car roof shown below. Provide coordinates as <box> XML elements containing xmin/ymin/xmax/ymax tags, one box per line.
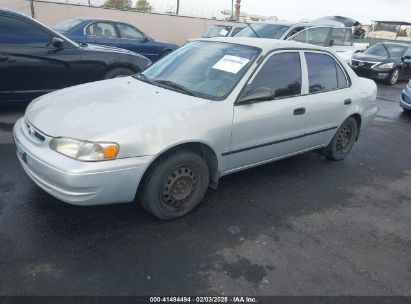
<box><xmin>380</xmin><ymin>42</ymin><xmax>411</xmax><ymax>48</ymax></box>
<box><xmin>0</xmin><ymin>7</ymin><xmax>30</xmax><ymax>18</ymax></box>
<box><xmin>71</xmin><ymin>17</ymin><xmax>126</xmax><ymax>23</ymax></box>
<box><xmin>251</xmin><ymin>21</ymin><xmax>314</xmax><ymax>27</ymax></box>
<box><xmin>195</xmin><ymin>37</ymin><xmax>326</xmax><ymax>53</ymax></box>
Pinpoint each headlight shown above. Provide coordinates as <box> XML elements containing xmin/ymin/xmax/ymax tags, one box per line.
<box><xmin>50</xmin><ymin>138</ymin><xmax>119</xmax><ymax>161</ymax></box>
<box><xmin>377</xmin><ymin>62</ymin><xmax>395</xmax><ymax>69</ymax></box>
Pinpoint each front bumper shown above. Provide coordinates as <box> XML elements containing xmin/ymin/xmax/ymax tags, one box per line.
<box><xmin>400</xmin><ymin>89</ymin><xmax>411</xmax><ymax>110</ymax></box>
<box><xmin>13</xmin><ymin>118</ymin><xmax>153</xmax><ymax>206</ymax></box>
<box><xmin>350</xmin><ymin>66</ymin><xmax>392</xmax><ymax>80</ymax></box>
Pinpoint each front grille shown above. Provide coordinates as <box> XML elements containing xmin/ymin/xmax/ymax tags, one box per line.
<box><xmin>403</xmin><ymin>92</ymin><xmax>411</xmax><ymax>104</ymax></box>
<box><xmin>25</xmin><ymin>121</ymin><xmax>46</xmax><ymax>142</ymax></box>
<box><xmin>355</xmin><ymin>68</ymin><xmax>373</xmax><ymax>77</ymax></box>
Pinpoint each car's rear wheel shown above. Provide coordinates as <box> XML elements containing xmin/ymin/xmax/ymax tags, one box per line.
<box><xmin>139</xmin><ymin>150</ymin><xmax>209</xmax><ymax>220</ymax></box>
<box><xmin>104</xmin><ymin>67</ymin><xmax>135</xmax><ymax>79</ymax></box>
<box><xmin>322</xmin><ymin>117</ymin><xmax>358</xmax><ymax>161</ymax></box>
<box><xmin>386</xmin><ymin>68</ymin><xmax>399</xmax><ymax>85</ymax></box>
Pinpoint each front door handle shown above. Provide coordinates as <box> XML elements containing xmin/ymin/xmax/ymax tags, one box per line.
<box><xmin>0</xmin><ymin>56</ymin><xmax>8</xmax><ymax>62</ymax></box>
<box><xmin>293</xmin><ymin>107</ymin><xmax>306</xmax><ymax>115</ymax></box>
<box><xmin>344</xmin><ymin>98</ymin><xmax>352</xmax><ymax>105</ymax></box>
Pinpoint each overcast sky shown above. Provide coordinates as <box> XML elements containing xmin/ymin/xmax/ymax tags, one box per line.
<box><xmin>54</xmin><ymin>0</ymin><xmax>411</xmax><ymax>24</ymax></box>
<box><xmin>156</xmin><ymin>0</ymin><xmax>410</xmax><ymax>23</ymax></box>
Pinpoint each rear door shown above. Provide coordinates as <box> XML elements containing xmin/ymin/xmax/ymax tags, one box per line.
<box><xmin>300</xmin><ymin>51</ymin><xmax>351</xmax><ymax>149</ymax></box>
<box><xmin>0</xmin><ymin>14</ymin><xmax>72</xmax><ymax>102</ymax></box>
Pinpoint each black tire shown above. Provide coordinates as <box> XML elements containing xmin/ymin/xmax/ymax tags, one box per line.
<box><xmin>385</xmin><ymin>68</ymin><xmax>399</xmax><ymax>86</ymax></box>
<box><xmin>104</xmin><ymin>67</ymin><xmax>135</xmax><ymax>79</ymax></box>
<box><xmin>322</xmin><ymin>117</ymin><xmax>358</xmax><ymax>161</ymax></box>
<box><xmin>138</xmin><ymin>150</ymin><xmax>209</xmax><ymax>220</ymax></box>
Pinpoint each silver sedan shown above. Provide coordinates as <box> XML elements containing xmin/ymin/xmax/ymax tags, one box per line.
<box><xmin>14</xmin><ymin>37</ymin><xmax>377</xmax><ymax>220</ymax></box>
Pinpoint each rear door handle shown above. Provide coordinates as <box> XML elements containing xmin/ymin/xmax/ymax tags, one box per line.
<box><xmin>344</xmin><ymin>98</ymin><xmax>352</xmax><ymax>105</ymax></box>
<box><xmin>293</xmin><ymin>107</ymin><xmax>306</xmax><ymax>115</ymax></box>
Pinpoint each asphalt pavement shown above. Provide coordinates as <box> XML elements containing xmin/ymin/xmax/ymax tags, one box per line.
<box><xmin>0</xmin><ymin>82</ymin><xmax>410</xmax><ymax>296</ymax></box>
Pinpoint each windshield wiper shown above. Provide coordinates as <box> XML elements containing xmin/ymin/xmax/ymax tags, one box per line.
<box><xmin>154</xmin><ymin>80</ymin><xmax>197</xmax><ymax>96</ymax></box>
<box><xmin>242</xmin><ymin>18</ymin><xmax>260</xmax><ymax>38</ymax></box>
<box><xmin>78</xmin><ymin>41</ymin><xmax>88</xmax><ymax>47</ymax></box>
<box><xmin>134</xmin><ymin>76</ymin><xmax>198</xmax><ymax>97</ymax></box>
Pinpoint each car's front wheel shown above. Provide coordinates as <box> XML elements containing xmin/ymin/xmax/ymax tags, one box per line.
<box><xmin>139</xmin><ymin>150</ymin><xmax>209</xmax><ymax>220</ymax></box>
<box><xmin>322</xmin><ymin>117</ymin><xmax>358</xmax><ymax>161</ymax></box>
<box><xmin>386</xmin><ymin>68</ymin><xmax>399</xmax><ymax>85</ymax></box>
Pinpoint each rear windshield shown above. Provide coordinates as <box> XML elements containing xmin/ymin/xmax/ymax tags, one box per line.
<box><xmin>53</xmin><ymin>19</ymin><xmax>82</xmax><ymax>32</ymax></box>
<box><xmin>235</xmin><ymin>23</ymin><xmax>290</xmax><ymax>39</ymax></box>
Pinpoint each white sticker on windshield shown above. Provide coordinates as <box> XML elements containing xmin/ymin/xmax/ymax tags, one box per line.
<box><xmin>219</xmin><ymin>29</ymin><xmax>229</xmax><ymax>36</ymax></box>
<box><xmin>212</xmin><ymin>55</ymin><xmax>250</xmax><ymax>74</ymax></box>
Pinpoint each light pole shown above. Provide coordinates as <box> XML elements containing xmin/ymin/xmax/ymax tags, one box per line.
<box><xmin>231</xmin><ymin>0</ymin><xmax>234</xmax><ymax>21</ymax></box>
<box><xmin>176</xmin><ymin>0</ymin><xmax>180</xmax><ymax>15</ymax></box>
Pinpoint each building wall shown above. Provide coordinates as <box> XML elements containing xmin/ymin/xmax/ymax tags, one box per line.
<box><xmin>0</xmin><ymin>0</ymin><xmax>242</xmax><ymax>45</ymax></box>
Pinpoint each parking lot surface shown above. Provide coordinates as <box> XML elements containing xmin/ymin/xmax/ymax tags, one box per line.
<box><xmin>0</xmin><ymin>82</ymin><xmax>410</xmax><ymax>296</ymax></box>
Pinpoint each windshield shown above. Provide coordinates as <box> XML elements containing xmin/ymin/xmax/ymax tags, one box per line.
<box><xmin>235</xmin><ymin>23</ymin><xmax>290</xmax><ymax>39</ymax></box>
<box><xmin>364</xmin><ymin>44</ymin><xmax>389</xmax><ymax>57</ymax></box>
<box><xmin>203</xmin><ymin>25</ymin><xmax>232</xmax><ymax>38</ymax></box>
<box><xmin>138</xmin><ymin>41</ymin><xmax>261</xmax><ymax>100</ymax></box>
<box><xmin>54</xmin><ymin>18</ymin><xmax>82</xmax><ymax>32</ymax></box>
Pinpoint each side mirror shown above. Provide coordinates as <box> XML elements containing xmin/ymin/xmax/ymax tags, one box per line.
<box><xmin>52</xmin><ymin>37</ymin><xmax>64</xmax><ymax>49</ymax></box>
<box><xmin>328</xmin><ymin>39</ymin><xmax>334</xmax><ymax>47</ymax></box>
<box><xmin>237</xmin><ymin>87</ymin><xmax>274</xmax><ymax>105</ymax></box>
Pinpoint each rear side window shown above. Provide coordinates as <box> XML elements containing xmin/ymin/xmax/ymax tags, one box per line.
<box><xmin>117</xmin><ymin>23</ymin><xmax>145</xmax><ymax>40</ymax></box>
<box><xmin>247</xmin><ymin>52</ymin><xmax>302</xmax><ymax>98</ymax></box>
<box><xmin>305</xmin><ymin>52</ymin><xmax>348</xmax><ymax>93</ymax></box>
<box><xmin>86</xmin><ymin>22</ymin><xmax>118</xmax><ymax>38</ymax></box>
<box><xmin>0</xmin><ymin>15</ymin><xmax>51</xmax><ymax>46</ymax></box>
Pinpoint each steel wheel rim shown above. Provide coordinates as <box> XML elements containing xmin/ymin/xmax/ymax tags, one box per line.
<box><xmin>160</xmin><ymin>165</ymin><xmax>198</xmax><ymax>211</ymax></box>
<box><xmin>336</xmin><ymin>125</ymin><xmax>353</xmax><ymax>154</ymax></box>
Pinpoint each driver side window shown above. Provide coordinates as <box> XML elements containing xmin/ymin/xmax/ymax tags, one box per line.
<box><xmin>0</xmin><ymin>15</ymin><xmax>52</xmax><ymax>47</ymax></box>
<box><xmin>246</xmin><ymin>52</ymin><xmax>302</xmax><ymax>99</ymax></box>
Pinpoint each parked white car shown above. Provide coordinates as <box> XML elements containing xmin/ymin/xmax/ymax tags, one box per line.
<box><xmin>287</xmin><ymin>26</ymin><xmax>369</xmax><ymax>62</ymax></box>
<box><xmin>14</xmin><ymin>38</ymin><xmax>377</xmax><ymax>220</ymax></box>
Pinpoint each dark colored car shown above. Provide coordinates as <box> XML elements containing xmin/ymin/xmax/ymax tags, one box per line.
<box><xmin>53</xmin><ymin>18</ymin><xmax>179</xmax><ymax>62</ymax></box>
<box><xmin>0</xmin><ymin>9</ymin><xmax>151</xmax><ymax>103</ymax></box>
<box><xmin>350</xmin><ymin>42</ymin><xmax>411</xmax><ymax>85</ymax></box>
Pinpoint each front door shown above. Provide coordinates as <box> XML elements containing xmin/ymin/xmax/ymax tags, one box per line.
<box><xmin>228</xmin><ymin>51</ymin><xmax>308</xmax><ymax>170</ymax></box>
<box><xmin>0</xmin><ymin>14</ymin><xmax>71</xmax><ymax>102</ymax></box>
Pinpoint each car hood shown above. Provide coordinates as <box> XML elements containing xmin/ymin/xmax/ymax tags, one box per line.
<box><xmin>25</xmin><ymin>77</ymin><xmax>211</xmax><ymax>140</ymax></box>
<box><xmin>352</xmin><ymin>52</ymin><xmax>399</xmax><ymax>63</ymax></box>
